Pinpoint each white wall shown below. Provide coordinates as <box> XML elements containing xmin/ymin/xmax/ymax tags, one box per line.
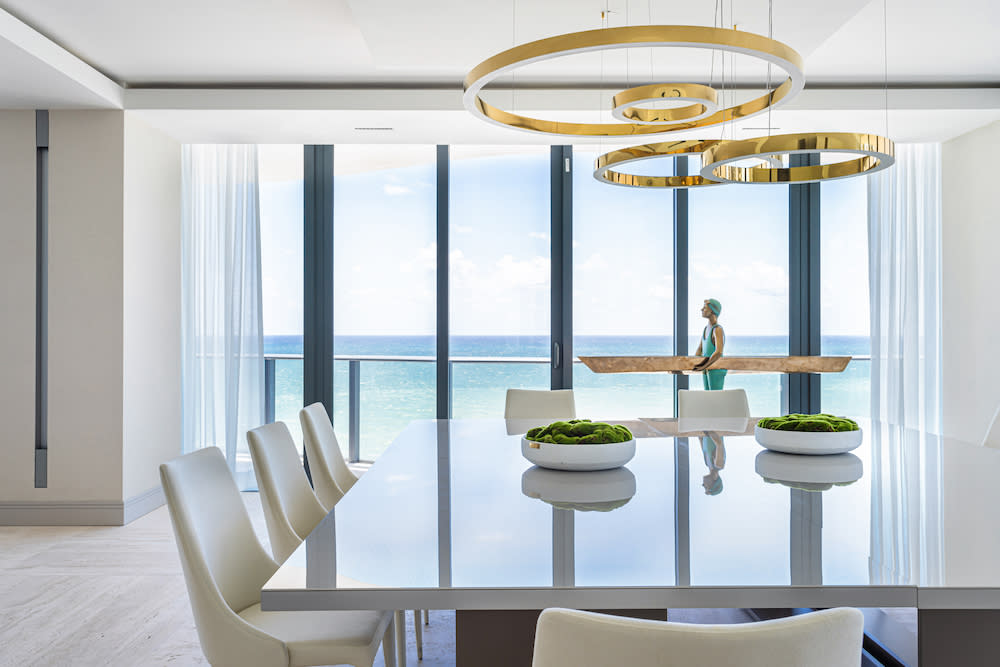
<box><xmin>942</xmin><ymin>120</ymin><xmax>1000</xmax><ymax>444</ymax></box>
<box><xmin>122</xmin><ymin>113</ymin><xmax>181</xmax><ymax>500</ymax></box>
<box><xmin>47</xmin><ymin>110</ymin><xmax>125</xmax><ymax>503</ymax></box>
<box><xmin>0</xmin><ymin>110</ymin><xmax>181</xmax><ymax>523</ymax></box>
<box><xmin>0</xmin><ymin>112</ymin><xmax>38</xmax><ymax>499</ymax></box>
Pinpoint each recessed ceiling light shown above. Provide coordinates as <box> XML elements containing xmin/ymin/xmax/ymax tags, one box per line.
<box><xmin>354</xmin><ymin>127</ymin><xmax>394</xmax><ymax>131</ymax></box>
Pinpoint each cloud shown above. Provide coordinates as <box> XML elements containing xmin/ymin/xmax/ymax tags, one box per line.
<box><xmin>529</xmin><ymin>231</ymin><xmax>549</xmax><ymax>241</ymax></box>
<box><xmin>399</xmin><ymin>243</ymin><xmax>437</xmax><ymax>273</ymax></box>
<box><xmin>454</xmin><ymin>225</ymin><xmax>473</xmax><ymax>234</ymax></box>
<box><xmin>579</xmin><ymin>253</ymin><xmax>609</xmax><ymax>271</ymax></box>
<box><xmin>647</xmin><ymin>274</ymin><xmax>674</xmax><ymax>299</ymax></box>
<box><xmin>383</xmin><ymin>184</ymin><xmax>413</xmax><ymax>196</ymax></box>
<box><xmin>495</xmin><ymin>254</ymin><xmax>550</xmax><ymax>288</ymax></box>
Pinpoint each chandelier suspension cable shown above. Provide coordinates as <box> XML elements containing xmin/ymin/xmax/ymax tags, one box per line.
<box><xmin>600</xmin><ymin>4</ymin><xmax>609</xmax><ymax>152</ymax></box>
<box><xmin>626</xmin><ymin>0</ymin><xmax>630</xmax><ymax>91</ymax></box>
<box><xmin>718</xmin><ymin>1</ymin><xmax>726</xmax><ymax>140</ymax></box>
<box><xmin>883</xmin><ymin>0</ymin><xmax>889</xmax><ymax>137</ymax></box>
<box><xmin>729</xmin><ymin>0</ymin><xmax>735</xmax><ymax>141</ymax></box>
<box><xmin>511</xmin><ymin>0</ymin><xmax>516</xmax><ymax>112</ymax></box>
<box><xmin>710</xmin><ymin>0</ymin><xmax>720</xmax><ymax>100</ymax></box>
<box><xmin>648</xmin><ymin>0</ymin><xmax>654</xmax><ymax>89</ymax></box>
<box><xmin>767</xmin><ymin>0</ymin><xmax>773</xmax><ymax>138</ymax></box>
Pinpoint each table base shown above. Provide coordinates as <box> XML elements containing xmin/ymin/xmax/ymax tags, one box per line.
<box><xmin>455</xmin><ymin>609</ymin><xmax>668</xmax><ymax>667</ymax></box>
<box><xmin>919</xmin><ymin>609</ymin><xmax>1000</xmax><ymax>666</ymax></box>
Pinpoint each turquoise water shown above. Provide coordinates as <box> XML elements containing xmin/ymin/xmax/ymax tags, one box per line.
<box><xmin>266</xmin><ymin>335</ymin><xmax>870</xmax><ymax>460</ymax></box>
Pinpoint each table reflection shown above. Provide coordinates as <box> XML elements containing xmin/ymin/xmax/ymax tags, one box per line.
<box><xmin>699</xmin><ymin>433</ymin><xmax>727</xmax><ymax>496</ymax></box>
<box><xmin>755</xmin><ymin>451</ymin><xmax>864</xmax><ymax>492</ymax></box>
<box><xmin>521</xmin><ymin>466</ymin><xmax>636</xmax><ymax>512</ymax></box>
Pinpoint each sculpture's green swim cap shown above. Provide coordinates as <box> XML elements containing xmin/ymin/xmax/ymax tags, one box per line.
<box><xmin>707</xmin><ymin>298</ymin><xmax>722</xmax><ymax>315</ymax></box>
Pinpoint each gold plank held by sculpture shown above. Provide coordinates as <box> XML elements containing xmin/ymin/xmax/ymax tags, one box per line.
<box><xmin>577</xmin><ymin>355</ymin><xmax>852</xmax><ymax>375</ymax></box>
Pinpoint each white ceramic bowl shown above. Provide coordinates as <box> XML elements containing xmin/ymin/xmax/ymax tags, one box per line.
<box><xmin>521</xmin><ymin>437</ymin><xmax>636</xmax><ymax>471</ymax></box>
<box><xmin>754</xmin><ymin>424</ymin><xmax>862</xmax><ymax>455</ymax></box>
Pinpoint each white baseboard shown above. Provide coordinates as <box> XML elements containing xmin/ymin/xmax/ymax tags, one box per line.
<box><xmin>0</xmin><ymin>501</ymin><xmax>124</xmax><ymax>526</ymax></box>
<box><xmin>0</xmin><ymin>485</ymin><xmax>164</xmax><ymax>526</ymax></box>
<box><xmin>123</xmin><ymin>485</ymin><xmax>164</xmax><ymax>524</ymax></box>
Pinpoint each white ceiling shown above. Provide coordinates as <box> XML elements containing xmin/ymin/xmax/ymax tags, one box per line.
<box><xmin>0</xmin><ymin>0</ymin><xmax>998</xmax><ymax>142</ymax></box>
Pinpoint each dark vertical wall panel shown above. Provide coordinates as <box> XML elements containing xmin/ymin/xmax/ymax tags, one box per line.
<box><xmin>34</xmin><ymin>110</ymin><xmax>48</xmax><ymax>488</ymax></box>
<box><xmin>787</xmin><ymin>153</ymin><xmax>822</xmax><ymax>414</ymax></box>
<box><xmin>673</xmin><ymin>156</ymin><xmax>690</xmax><ymax>412</ymax></box>
<box><xmin>437</xmin><ymin>145</ymin><xmax>451</xmax><ymax>419</ymax></box>
<box><xmin>303</xmin><ymin>146</ymin><xmax>335</xmax><ymax>417</ymax></box>
<box><xmin>550</xmin><ymin>146</ymin><xmax>573</xmax><ymax>390</ymax></box>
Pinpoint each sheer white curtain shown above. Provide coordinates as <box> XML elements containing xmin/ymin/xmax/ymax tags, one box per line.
<box><xmin>181</xmin><ymin>145</ymin><xmax>264</xmax><ymax>490</ymax></box>
<box><xmin>867</xmin><ymin>143</ymin><xmax>942</xmax><ymax>433</ymax></box>
<box><xmin>867</xmin><ymin>143</ymin><xmax>944</xmax><ymax>587</ymax></box>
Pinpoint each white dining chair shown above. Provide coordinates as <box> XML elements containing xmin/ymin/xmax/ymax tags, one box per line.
<box><xmin>982</xmin><ymin>401</ymin><xmax>1000</xmax><ymax>448</ymax></box>
<box><xmin>159</xmin><ymin>447</ymin><xmax>396</xmax><ymax>667</ymax></box>
<box><xmin>247</xmin><ymin>421</ymin><xmax>328</xmax><ymax>563</ymax></box>
<box><xmin>531</xmin><ymin>607</ymin><xmax>864</xmax><ymax>667</ymax></box>
<box><xmin>505</xmin><ymin>389</ymin><xmax>577</xmax><ymax>420</ymax></box>
<box><xmin>300</xmin><ymin>404</ymin><xmax>429</xmax><ymax>661</ymax></box>
<box><xmin>254</xmin><ymin>418</ymin><xmax>422</xmax><ymax>665</ymax></box>
<box><xmin>677</xmin><ymin>388</ymin><xmax>750</xmax><ymax>418</ymax></box>
<box><xmin>300</xmin><ymin>402</ymin><xmax>356</xmax><ymax>508</ymax></box>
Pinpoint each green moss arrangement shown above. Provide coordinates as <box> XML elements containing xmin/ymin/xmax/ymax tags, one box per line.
<box><xmin>756</xmin><ymin>413</ymin><xmax>859</xmax><ymax>433</ymax></box>
<box><xmin>526</xmin><ymin>419</ymin><xmax>633</xmax><ymax>445</ymax></box>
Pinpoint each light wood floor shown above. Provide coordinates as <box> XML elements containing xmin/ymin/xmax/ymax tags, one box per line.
<box><xmin>0</xmin><ymin>493</ymin><xmax>759</xmax><ymax>667</ymax></box>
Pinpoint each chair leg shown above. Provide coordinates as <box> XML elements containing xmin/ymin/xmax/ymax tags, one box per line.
<box><xmin>413</xmin><ymin>609</ymin><xmax>423</xmax><ymax>660</ymax></box>
<box><xmin>382</xmin><ymin>613</ymin><xmax>397</xmax><ymax>667</ymax></box>
<box><xmin>394</xmin><ymin>609</ymin><xmax>407</xmax><ymax>667</ymax></box>
<box><xmin>424</xmin><ymin>609</ymin><xmax>429</xmax><ymax>625</ymax></box>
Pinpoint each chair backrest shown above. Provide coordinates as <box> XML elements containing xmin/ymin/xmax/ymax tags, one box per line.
<box><xmin>159</xmin><ymin>448</ymin><xmax>287</xmax><ymax>667</ymax></box>
<box><xmin>247</xmin><ymin>422</ymin><xmax>328</xmax><ymax>562</ymax></box>
<box><xmin>505</xmin><ymin>389</ymin><xmax>576</xmax><ymax>420</ymax></box>
<box><xmin>983</xmin><ymin>402</ymin><xmax>1000</xmax><ymax>448</ymax></box>
<box><xmin>532</xmin><ymin>607</ymin><xmax>864</xmax><ymax>667</ymax></box>
<box><xmin>677</xmin><ymin>388</ymin><xmax>750</xmax><ymax>418</ymax></box>
<box><xmin>300</xmin><ymin>402</ymin><xmax>357</xmax><ymax>510</ymax></box>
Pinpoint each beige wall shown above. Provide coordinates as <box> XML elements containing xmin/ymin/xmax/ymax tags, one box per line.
<box><xmin>0</xmin><ymin>110</ymin><xmax>181</xmax><ymax>522</ymax></box>
<box><xmin>47</xmin><ymin>110</ymin><xmax>126</xmax><ymax>503</ymax></box>
<box><xmin>122</xmin><ymin>113</ymin><xmax>181</xmax><ymax>499</ymax></box>
<box><xmin>942</xmin><ymin>120</ymin><xmax>1000</xmax><ymax>444</ymax></box>
<box><xmin>0</xmin><ymin>112</ymin><xmax>38</xmax><ymax>499</ymax></box>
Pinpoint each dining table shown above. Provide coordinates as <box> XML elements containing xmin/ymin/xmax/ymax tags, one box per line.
<box><xmin>262</xmin><ymin>417</ymin><xmax>1000</xmax><ymax>666</ymax></box>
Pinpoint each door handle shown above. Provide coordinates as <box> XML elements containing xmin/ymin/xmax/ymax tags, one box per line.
<box><xmin>552</xmin><ymin>341</ymin><xmax>561</xmax><ymax>369</ymax></box>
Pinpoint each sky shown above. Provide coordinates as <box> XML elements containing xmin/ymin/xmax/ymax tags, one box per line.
<box><xmin>258</xmin><ymin>145</ymin><xmax>869</xmax><ymax>338</ymax></box>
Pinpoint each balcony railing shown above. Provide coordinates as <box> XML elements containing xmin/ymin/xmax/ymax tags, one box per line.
<box><xmin>265</xmin><ymin>353</ymin><xmax>550</xmax><ymax>462</ymax></box>
<box><xmin>264</xmin><ymin>353</ymin><xmax>871</xmax><ymax>463</ymax></box>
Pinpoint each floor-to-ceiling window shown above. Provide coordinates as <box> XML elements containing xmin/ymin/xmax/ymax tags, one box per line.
<box><xmin>687</xmin><ymin>159</ymin><xmax>789</xmax><ymax>416</ymax></box>
<box><xmin>257</xmin><ymin>143</ymin><xmax>866</xmax><ymax>463</ymax></box>
<box><xmin>333</xmin><ymin>145</ymin><xmax>437</xmax><ymax>460</ymax></box>
<box><xmin>258</xmin><ymin>144</ymin><xmax>305</xmax><ymax>443</ymax></box>
<box><xmin>821</xmin><ymin>175</ymin><xmax>870</xmax><ymax>417</ymax></box>
<box><xmin>572</xmin><ymin>147</ymin><xmax>675</xmax><ymax>417</ymax></box>
<box><xmin>448</xmin><ymin>146</ymin><xmax>551</xmax><ymax>418</ymax></box>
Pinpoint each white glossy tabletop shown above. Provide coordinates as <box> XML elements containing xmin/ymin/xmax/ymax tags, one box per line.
<box><xmin>262</xmin><ymin>418</ymin><xmax>1000</xmax><ymax>612</ymax></box>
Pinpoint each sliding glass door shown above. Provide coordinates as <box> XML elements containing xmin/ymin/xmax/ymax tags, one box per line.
<box><xmin>572</xmin><ymin>147</ymin><xmax>675</xmax><ymax>418</ymax></box>
<box><xmin>333</xmin><ymin>145</ymin><xmax>437</xmax><ymax>460</ymax></box>
<box><xmin>688</xmin><ymin>162</ymin><xmax>789</xmax><ymax>416</ymax></box>
<box><xmin>448</xmin><ymin>146</ymin><xmax>551</xmax><ymax>418</ymax></box>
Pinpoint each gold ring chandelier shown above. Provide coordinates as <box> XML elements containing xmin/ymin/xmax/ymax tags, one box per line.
<box><xmin>463</xmin><ymin>23</ymin><xmax>894</xmax><ymax>187</ymax></box>
<box><xmin>611</xmin><ymin>83</ymin><xmax>719</xmax><ymax>124</ymax></box>
<box><xmin>463</xmin><ymin>25</ymin><xmax>805</xmax><ymax>138</ymax></box>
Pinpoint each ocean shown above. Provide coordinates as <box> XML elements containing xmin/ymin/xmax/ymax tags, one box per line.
<box><xmin>265</xmin><ymin>335</ymin><xmax>870</xmax><ymax>460</ymax></box>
